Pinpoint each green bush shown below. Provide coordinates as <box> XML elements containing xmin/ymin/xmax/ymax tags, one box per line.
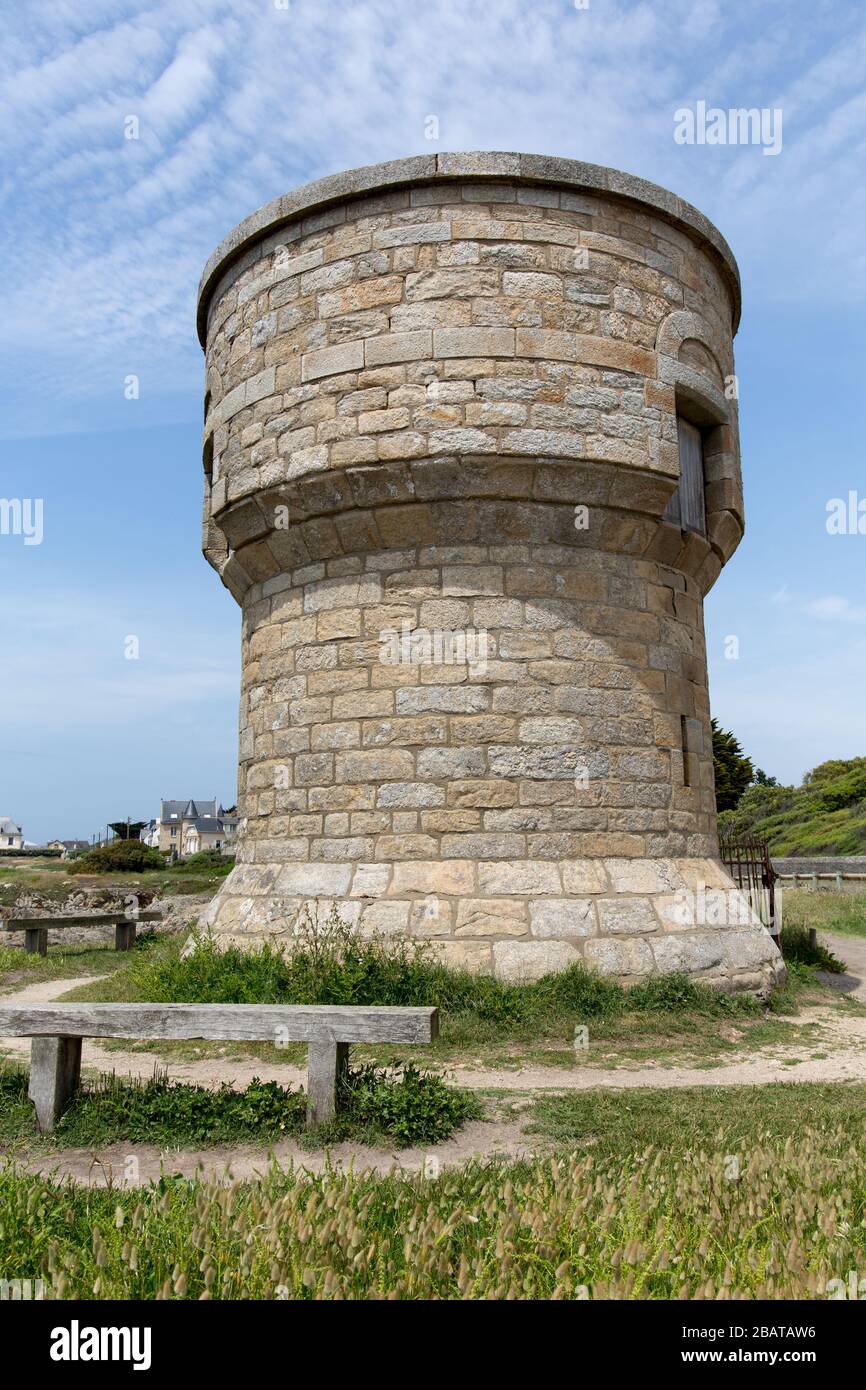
<box><xmin>0</xmin><ymin>1062</ymin><xmax>473</xmax><ymax>1148</ymax></box>
<box><xmin>68</xmin><ymin>841</ymin><xmax>164</xmax><ymax>874</ymax></box>
<box><xmin>129</xmin><ymin>907</ymin><xmax>758</xmax><ymax>1033</ymax></box>
<box><xmin>339</xmin><ymin>1064</ymin><xmax>478</xmax><ymax>1145</ymax></box>
<box><xmin>780</xmin><ymin>923</ymin><xmax>845</xmax><ymax>973</ymax></box>
<box><xmin>169</xmin><ymin>850</ymin><xmax>234</xmax><ymax>874</ymax></box>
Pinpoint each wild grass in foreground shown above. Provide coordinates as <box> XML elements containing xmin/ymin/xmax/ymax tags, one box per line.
<box><xmin>0</xmin><ymin>1063</ymin><xmax>477</xmax><ymax>1150</ymax></box>
<box><xmin>2</xmin><ymin>1086</ymin><xmax>865</xmax><ymax>1299</ymax></box>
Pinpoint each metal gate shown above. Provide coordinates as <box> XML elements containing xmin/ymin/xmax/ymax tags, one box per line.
<box><xmin>719</xmin><ymin>834</ymin><xmax>780</xmax><ymax>939</ymax></box>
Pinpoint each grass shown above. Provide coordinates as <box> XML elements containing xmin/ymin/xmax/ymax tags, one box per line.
<box><xmin>0</xmin><ymin>940</ymin><xmax>136</xmax><ymax>986</ymax></box>
<box><xmin>116</xmin><ymin>923</ymin><xmax>765</xmax><ymax>1031</ymax></box>
<box><xmin>2</xmin><ymin>1080</ymin><xmax>866</xmax><ymax>1298</ymax></box>
<box><xmin>0</xmin><ymin>1062</ymin><xmax>479</xmax><ymax>1150</ymax></box>
<box><xmin>47</xmin><ymin>916</ymin><xmax>850</xmax><ymax>1070</ymax></box>
<box><xmin>525</xmin><ymin>1078</ymin><xmax>866</xmax><ymax>1152</ymax></box>
<box><xmin>0</xmin><ymin>855</ymin><xmax>229</xmax><ymax>907</ymax></box>
<box><xmin>779</xmin><ymin>922</ymin><xmax>845</xmax><ymax>971</ymax></box>
<box><xmin>782</xmin><ymin>888</ymin><xmax>866</xmax><ymax>940</ymax></box>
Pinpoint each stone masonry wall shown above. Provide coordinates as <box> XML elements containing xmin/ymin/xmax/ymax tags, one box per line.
<box><xmin>196</xmin><ymin>154</ymin><xmax>783</xmax><ymax>994</ymax></box>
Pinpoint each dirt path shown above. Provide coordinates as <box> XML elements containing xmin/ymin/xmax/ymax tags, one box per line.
<box><xmin>3</xmin><ymin>939</ymin><xmax>866</xmax><ymax>1186</ymax></box>
<box><xmin>819</xmin><ymin>931</ymin><xmax>866</xmax><ymax>1002</ymax></box>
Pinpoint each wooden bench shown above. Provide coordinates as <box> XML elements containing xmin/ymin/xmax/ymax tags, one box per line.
<box><xmin>0</xmin><ymin>1002</ymin><xmax>439</xmax><ymax>1132</ymax></box>
<box><xmin>0</xmin><ymin>910</ymin><xmax>163</xmax><ymax>956</ymax></box>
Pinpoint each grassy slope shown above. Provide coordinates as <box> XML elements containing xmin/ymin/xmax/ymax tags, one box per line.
<box><xmin>718</xmin><ymin>757</ymin><xmax>866</xmax><ymax>854</ymax></box>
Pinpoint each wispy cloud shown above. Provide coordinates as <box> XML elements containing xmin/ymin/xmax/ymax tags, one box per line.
<box><xmin>2</xmin><ymin>0</ymin><xmax>865</xmax><ymax>436</ymax></box>
<box><xmin>805</xmin><ymin>595</ymin><xmax>866</xmax><ymax>623</ymax></box>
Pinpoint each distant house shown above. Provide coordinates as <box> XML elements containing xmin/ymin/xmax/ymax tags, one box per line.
<box><xmin>139</xmin><ymin>820</ymin><xmax>159</xmax><ymax>848</ymax></box>
<box><xmin>182</xmin><ymin>815</ymin><xmax>228</xmax><ymax>856</ymax></box>
<box><xmin>0</xmin><ymin>818</ymin><xmax>23</xmax><ymax>850</ymax></box>
<box><xmin>147</xmin><ymin>799</ymin><xmax>228</xmax><ymax>858</ymax></box>
<box><xmin>46</xmin><ymin>839</ymin><xmax>90</xmax><ymax>858</ymax></box>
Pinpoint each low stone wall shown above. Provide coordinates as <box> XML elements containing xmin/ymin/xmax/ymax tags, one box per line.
<box><xmin>773</xmin><ymin>857</ymin><xmax>866</xmax><ymax>876</ymax></box>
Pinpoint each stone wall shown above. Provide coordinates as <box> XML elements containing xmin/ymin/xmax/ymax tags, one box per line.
<box><xmin>196</xmin><ymin>153</ymin><xmax>783</xmax><ymax>994</ymax></box>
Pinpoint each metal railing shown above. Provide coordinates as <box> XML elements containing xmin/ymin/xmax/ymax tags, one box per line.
<box><xmin>720</xmin><ymin>834</ymin><xmax>780</xmax><ymax>939</ymax></box>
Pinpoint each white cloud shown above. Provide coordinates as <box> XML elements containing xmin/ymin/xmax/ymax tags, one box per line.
<box><xmin>804</xmin><ymin>595</ymin><xmax>866</xmax><ymax>623</ymax></box>
<box><xmin>1</xmin><ymin>0</ymin><xmax>865</xmax><ymax>435</ymax></box>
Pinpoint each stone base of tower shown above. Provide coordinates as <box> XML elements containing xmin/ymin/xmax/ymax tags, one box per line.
<box><xmin>199</xmin><ymin>855</ymin><xmax>784</xmax><ymax>996</ymax></box>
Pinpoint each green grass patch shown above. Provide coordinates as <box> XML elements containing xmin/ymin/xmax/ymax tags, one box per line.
<box><xmin>779</xmin><ymin>922</ymin><xmax>845</xmax><ymax>972</ymax></box>
<box><xmin>2</xmin><ymin>1081</ymin><xmax>865</xmax><ymax>1298</ymax></box>
<box><xmin>782</xmin><ymin>888</ymin><xmax>866</xmax><ymax>940</ymax></box>
<box><xmin>525</xmin><ymin>1079</ymin><xmax>866</xmax><ymax>1153</ymax></box>
<box><xmin>0</xmin><ymin>1061</ymin><xmax>478</xmax><ymax>1149</ymax></box>
<box><xmin>124</xmin><ymin>921</ymin><xmax>761</xmax><ymax>1038</ymax></box>
<box><xmin>0</xmin><ymin>940</ymin><xmax>135</xmax><ymax>987</ymax></box>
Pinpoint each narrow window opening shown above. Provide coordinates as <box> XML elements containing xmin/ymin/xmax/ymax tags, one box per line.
<box><xmin>203</xmin><ymin>434</ymin><xmax>214</xmax><ymax>482</ymax></box>
<box><xmin>680</xmin><ymin>714</ymin><xmax>691</xmax><ymax>786</ymax></box>
<box><xmin>664</xmin><ymin>416</ymin><xmax>707</xmax><ymax>535</ymax></box>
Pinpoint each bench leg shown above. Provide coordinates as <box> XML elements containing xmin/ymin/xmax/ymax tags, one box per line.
<box><xmin>28</xmin><ymin>1037</ymin><xmax>82</xmax><ymax>1133</ymax></box>
<box><xmin>115</xmin><ymin>922</ymin><xmax>136</xmax><ymax>951</ymax></box>
<box><xmin>306</xmin><ymin>1041</ymin><xmax>348</xmax><ymax>1127</ymax></box>
<box><xmin>25</xmin><ymin>928</ymin><xmax>48</xmax><ymax>957</ymax></box>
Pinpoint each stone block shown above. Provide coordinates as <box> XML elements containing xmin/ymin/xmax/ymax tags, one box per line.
<box><xmin>493</xmin><ymin>940</ymin><xmax>580</xmax><ymax>982</ymax></box>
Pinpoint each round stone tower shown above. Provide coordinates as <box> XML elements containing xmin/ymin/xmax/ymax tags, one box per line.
<box><xmin>197</xmin><ymin>152</ymin><xmax>783</xmax><ymax>994</ymax></box>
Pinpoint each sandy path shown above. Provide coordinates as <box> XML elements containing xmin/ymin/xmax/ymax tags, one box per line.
<box><xmin>2</xmin><ymin>933</ymin><xmax>865</xmax><ymax>1186</ymax></box>
<box><xmin>2</xmin><ymin>965</ymin><xmax>866</xmax><ymax>1096</ymax></box>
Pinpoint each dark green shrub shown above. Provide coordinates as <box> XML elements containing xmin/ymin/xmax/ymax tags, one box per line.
<box><xmin>339</xmin><ymin>1064</ymin><xmax>479</xmax><ymax>1145</ymax></box>
<box><xmin>68</xmin><ymin>841</ymin><xmax>164</xmax><ymax>874</ymax></box>
<box><xmin>169</xmin><ymin>850</ymin><xmax>234</xmax><ymax>874</ymax></box>
<box><xmin>1</xmin><ymin>1063</ymin><xmax>473</xmax><ymax>1148</ymax></box>
<box><xmin>780</xmin><ymin>924</ymin><xmax>845</xmax><ymax>973</ymax></box>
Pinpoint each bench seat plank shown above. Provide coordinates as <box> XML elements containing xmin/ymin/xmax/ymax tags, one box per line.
<box><xmin>0</xmin><ymin>1002</ymin><xmax>439</xmax><ymax>1044</ymax></box>
<box><xmin>0</xmin><ymin>1002</ymin><xmax>439</xmax><ymax>1133</ymax></box>
<box><xmin>1</xmin><ymin>911</ymin><xmax>163</xmax><ymax>929</ymax></box>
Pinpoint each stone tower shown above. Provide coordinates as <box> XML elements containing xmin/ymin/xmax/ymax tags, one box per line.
<box><xmin>197</xmin><ymin>153</ymin><xmax>783</xmax><ymax>994</ymax></box>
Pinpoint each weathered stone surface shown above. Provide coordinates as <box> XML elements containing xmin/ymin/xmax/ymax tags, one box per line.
<box><xmin>455</xmin><ymin>898</ymin><xmax>527</xmax><ymax>936</ymax></box>
<box><xmin>492</xmin><ymin>939</ymin><xmax>579</xmax><ymax>982</ymax></box>
<box><xmin>529</xmin><ymin>898</ymin><xmax>596</xmax><ymax>938</ymax></box>
<box><xmin>198</xmin><ymin>154</ymin><xmax>779</xmax><ymax>995</ymax></box>
<box><xmin>596</xmin><ymin>898</ymin><xmax>659</xmax><ymax>935</ymax></box>
<box><xmin>583</xmin><ymin>936</ymin><xmax>655</xmax><ymax>978</ymax></box>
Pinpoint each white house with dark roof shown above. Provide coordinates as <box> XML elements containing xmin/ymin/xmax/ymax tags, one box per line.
<box><xmin>143</xmin><ymin>799</ymin><xmax>228</xmax><ymax>856</ymax></box>
<box><xmin>0</xmin><ymin>817</ymin><xmax>23</xmax><ymax>850</ymax></box>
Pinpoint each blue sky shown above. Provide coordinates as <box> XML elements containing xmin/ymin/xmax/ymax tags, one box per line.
<box><xmin>1</xmin><ymin>0</ymin><xmax>864</xmax><ymax>843</ymax></box>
